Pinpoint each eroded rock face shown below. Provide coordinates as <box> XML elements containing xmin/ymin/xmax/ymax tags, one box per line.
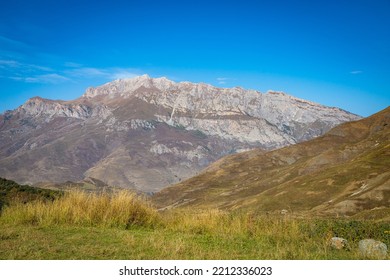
<box><xmin>84</xmin><ymin>75</ymin><xmax>360</xmax><ymax>146</ymax></box>
<box><xmin>0</xmin><ymin>75</ymin><xmax>360</xmax><ymax>192</ymax></box>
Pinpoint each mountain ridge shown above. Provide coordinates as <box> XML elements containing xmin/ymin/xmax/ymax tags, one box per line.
<box><xmin>0</xmin><ymin>75</ymin><xmax>360</xmax><ymax>192</ymax></box>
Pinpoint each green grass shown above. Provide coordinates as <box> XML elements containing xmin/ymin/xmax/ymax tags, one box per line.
<box><xmin>0</xmin><ymin>223</ymin><xmax>362</xmax><ymax>260</ymax></box>
<box><xmin>0</xmin><ymin>191</ymin><xmax>389</xmax><ymax>260</ymax></box>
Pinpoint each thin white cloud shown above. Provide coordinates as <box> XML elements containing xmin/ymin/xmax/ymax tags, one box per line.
<box><xmin>108</xmin><ymin>69</ymin><xmax>138</xmax><ymax>80</ymax></box>
<box><xmin>0</xmin><ymin>59</ymin><xmax>56</xmax><ymax>84</ymax></box>
<box><xmin>0</xmin><ymin>37</ymin><xmax>139</xmax><ymax>84</ymax></box>
<box><xmin>26</xmin><ymin>64</ymin><xmax>52</xmax><ymax>72</ymax></box>
<box><xmin>65</xmin><ymin>67</ymin><xmax>108</xmax><ymax>78</ymax></box>
<box><xmin>0</xmin><ymin>35</ymin><xmax>31</xmax><ymax>50</ymax></box>
<box><xmin>11</xmin><ymin>73</ymin><xmax>70</xmax><ymax>84</ymax></box>
<box><xmin>216</xmin><ymin>77</ymin><xmax>229</xmax><ymax>84</ymax></box>
<box><xmin>0</xmin><ymin>60</ymin><xmax>23</xmax><ymax>69</ymax></box>
<box><xmin>0</xmin><ymin>59</ymin><xmax>52</xmax><ymax>72</ymax></box>
<box><xmin>65</xmin><ymin>66</ymin><xmax>139</xmax><ymax>80</ymax></box>
<box><xmin>350</xmin><ymin>70</ymin><xmax>363</xmax><ymax>75</ymax></box>
<box><xmin>2</xmin><ymin>57</ymin><xmax>140</xmax><ymax>84</ymax></box>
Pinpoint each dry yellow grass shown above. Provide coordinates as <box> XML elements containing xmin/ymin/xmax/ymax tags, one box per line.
<box><xmin>0</xmin><ymin>190</ymin><xmax>158</xmax><ymax>228</ymax></box>
<box><xmin>162</xmin><ymin>208</ymin><xmax>304</xmax><ymax>240</ymax></box>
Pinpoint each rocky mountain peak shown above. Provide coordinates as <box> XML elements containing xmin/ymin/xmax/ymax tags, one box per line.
<box><xmin>83</xmin><ymin>75</ymin><xmax>176</xmax><ymax>99</ymax></box>
<box><xmin>0</xmin><ymin>75</ymin><xmax>362</xmax><ymax>192</ymax></box>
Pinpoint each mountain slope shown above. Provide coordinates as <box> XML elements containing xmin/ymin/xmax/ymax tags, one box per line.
<box><xmin>0</xmin><ymin>75</ymin><xmax>360</xmax><ymax>192</ymax></box>
<box><xmin>153</xmin><ymin>107</ymin><xmax>390</xmax><ymax>218</ymax></box>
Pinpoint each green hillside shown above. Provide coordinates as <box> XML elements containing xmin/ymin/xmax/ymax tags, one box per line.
<box><xmin>0</xmin><ymin>177</ymin><xmax>61</xmax><ymax>212</ymax></box>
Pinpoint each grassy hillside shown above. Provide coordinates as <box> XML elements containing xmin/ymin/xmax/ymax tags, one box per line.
<box><xmin>0</xmin><ymin>177</ymin><xmax>61</xmax><ymax>212</ymax></box>
<box><xmin>153</xmin><ymin>107</ymin><xmax>390</xmax><ymax>219</ymax></box>
<box><xmin>0</xmin><ymin>189</ymin><xmax>389</xmax><ymax>259</ymax></box>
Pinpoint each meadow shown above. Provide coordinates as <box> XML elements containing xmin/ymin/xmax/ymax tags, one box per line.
<box><xmin>0</xmin><ymin>190</ymin><xmax>388</xmax><ymax>260</ymax></box>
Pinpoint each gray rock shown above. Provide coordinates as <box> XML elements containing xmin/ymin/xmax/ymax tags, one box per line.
<box><xmin>359</xmin><ymin>239</ymin><xmax>388</xmax><ymax>259</ymax></box>
<box><xmin>330</xmin><ymin>237</ymin><xmax>348</xmax><ymax>250</ymax></box>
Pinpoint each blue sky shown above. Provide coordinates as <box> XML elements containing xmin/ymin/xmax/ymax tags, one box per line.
<box><xmin>1</xmin><ymin>0</ymin><xmax>389</xmax><ymax>116</ymax></box>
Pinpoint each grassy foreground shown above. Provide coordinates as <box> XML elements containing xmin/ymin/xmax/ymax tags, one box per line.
<box><xmin>0</xmin><ymin>190</ymin><xmax>389</xmax><ymax>260</ymax></box>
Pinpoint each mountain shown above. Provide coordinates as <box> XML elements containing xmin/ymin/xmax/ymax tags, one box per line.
<box><xmin>153</xmin><ymin>107</ymin><xmax>390</xmax><ymax>219</ymax></box>
<box><xmin>0</xmin><ymin>75</ymin><xmax>360</xmax><ymax>192</ymax></box>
